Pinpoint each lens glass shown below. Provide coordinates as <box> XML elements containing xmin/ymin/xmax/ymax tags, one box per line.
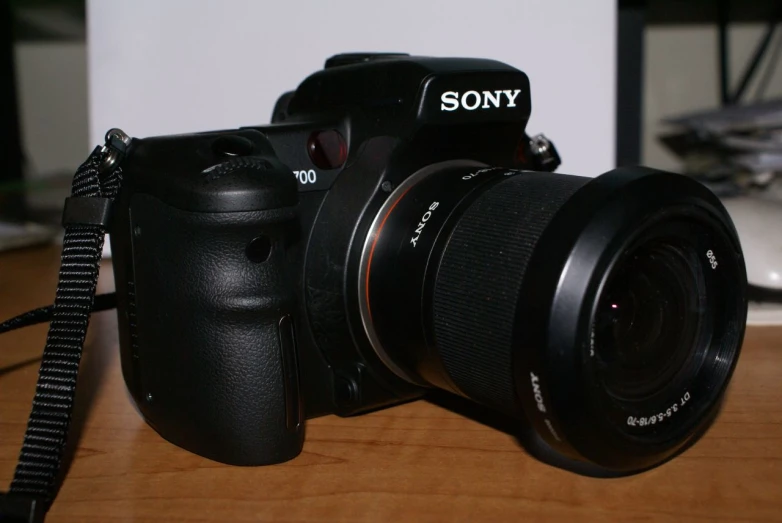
<box><xmin>593</xmin><ymin>239</ymin><xmax>707</xmax><ymax>402</ymax></box>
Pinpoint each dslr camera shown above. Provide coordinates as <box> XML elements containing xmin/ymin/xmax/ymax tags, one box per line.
<box><xmin>111</xmin><ymin>53</ymin><xmax>747</xmax><ymax>474</ymax></box>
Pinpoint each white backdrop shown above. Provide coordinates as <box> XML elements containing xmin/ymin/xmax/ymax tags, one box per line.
<box><xmin>88</xmin><ymin>0</ymin><xmax>615</xmax><ymax>175</ymax></box>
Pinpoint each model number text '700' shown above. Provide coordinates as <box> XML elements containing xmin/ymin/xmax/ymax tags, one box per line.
<box><xmin>294</xmin><ymin>170</ymin><xmax>317</xmax><ymax>184</ymax></box>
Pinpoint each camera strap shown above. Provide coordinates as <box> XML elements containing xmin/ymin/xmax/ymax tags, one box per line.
<box><xmin>0</xmin><ymin>131</ymin><xmax>128</xmax><ymax>522</ymax></box>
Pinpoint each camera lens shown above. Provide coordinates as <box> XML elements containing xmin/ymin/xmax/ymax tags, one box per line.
<box><xmin>358</xmin><ymin>163</ymin><xmax>747</xmax><ymax>473</ymax></box>
<box><xmin>593</xmin><ymin>239</ymin><xmax>705</xmax><ymax>402</ymax></box>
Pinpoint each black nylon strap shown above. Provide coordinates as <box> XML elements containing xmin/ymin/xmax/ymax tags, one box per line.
<box><xmin>0</xmin><ymin>294</ymin><xmax>118</xmax><ymax>335</ymax></box>
<box><xmin>3</xmin><ymin>145</ymin><xmax>122</xmax><ymax>516</ymax></box>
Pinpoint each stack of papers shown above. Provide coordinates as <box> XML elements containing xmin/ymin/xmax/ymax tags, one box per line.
<box><xmin>660</xmin><ymin>99</ymin><xmax>782</xmax><ymax>190</ymax></box>
<box><xmin>0</xmin><ymin>221</ymin><xmax>57</xmax><ymax>252</ymax></box>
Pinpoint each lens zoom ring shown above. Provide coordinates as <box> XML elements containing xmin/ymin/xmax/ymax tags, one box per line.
<box><xmin>432</xmin><ymin>172</ymin><xmax>588</xmax><ymax>415</ymax></box>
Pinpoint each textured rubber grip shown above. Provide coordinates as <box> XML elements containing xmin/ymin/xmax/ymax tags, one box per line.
<box><xmin>432</xmin><ymin>172</ymin><xmax>589</xmax><ymax>415</ymax></box>
<box><xmin>111</xmin><ymin>150</ymin><xmax>304</xmax><ymax>466</ymax></box>
<box><xmin>125</xmin><ymin>193</ymin><xmax>304</xmax><ymax>466</ymax></box>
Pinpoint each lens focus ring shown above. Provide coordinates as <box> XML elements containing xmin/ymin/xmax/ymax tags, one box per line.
<box><xmin>431</xmin><ymin>172</ymin><xmax>589</xmax><ymax>415</ymax></box>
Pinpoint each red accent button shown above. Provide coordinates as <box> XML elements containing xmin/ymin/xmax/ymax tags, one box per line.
<box><xmin>307</xmin><ymin>129</ymin><xmax>347</xmax><ymax>170</ymax></box>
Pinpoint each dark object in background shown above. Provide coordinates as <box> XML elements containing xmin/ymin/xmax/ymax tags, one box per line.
<box><xmin>109</xmin><ymin>54</ymin><xmax>747</xmax><ymax>476</ymax></box>
<box><xmin>1</xmin><ymin>1</ymin><xmax>25</xmax><ymax>222</ymax></box>
<box><xmin>616</xmin><ymin>0</ymin><xmax>646</xmax><ymax>167</ymax></box>
<box><xmin>2</xmin><ymin>0</ymin><xmax>88</xmax><ymax>231</ymax></box>
<box><xmin>615</xmin><ymin>0</ymin><xmax>782</xmax><ymax>167</ymax></box>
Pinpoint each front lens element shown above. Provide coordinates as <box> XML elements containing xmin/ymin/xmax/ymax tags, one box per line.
<box><xmin>594</xmin><ymin>239</ymin><xmax>706</xmax><ymax>402</ymax></box>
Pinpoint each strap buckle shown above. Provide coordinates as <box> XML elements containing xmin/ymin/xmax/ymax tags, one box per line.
<box><xmin>0</xmin><ymin>492</ymin><xmax>46</xmax><ymax>523</ymax></box>
<box><xmin>61</xmin><ymin>197</ymin><xmax>113</xmax><ymax>227</ymax></box>
<box><xmin>99</xmin><ymin>128</ymin><xmax>131</xmax><ymax>174</ymax></box>
<box><xmin>60</xmin><ymin>127</ymin><xmax>130</xmax><ymax>228</ymax></box>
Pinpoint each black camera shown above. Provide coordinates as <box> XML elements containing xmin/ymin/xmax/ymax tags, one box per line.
<box><xmin>110</xmin><ymin>53</ymin><xmax>747</xmax><ymax>474</ymax></box>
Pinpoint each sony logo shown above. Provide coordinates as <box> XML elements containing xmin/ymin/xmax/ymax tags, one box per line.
<box><xmin>440</xmin><ymin>89</ymin><xmax>522</xmax><ymax>112</ymax></box>
<box><xmin>530</xmin><ymin>371</ymin><xmax>546</xmax><ymax>413</ymax></box>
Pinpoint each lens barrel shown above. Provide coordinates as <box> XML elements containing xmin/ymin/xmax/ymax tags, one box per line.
<box><xmin>358</xmin><ymin>163</ymin><xmax>747</xmax><ymax>473</ymax></box>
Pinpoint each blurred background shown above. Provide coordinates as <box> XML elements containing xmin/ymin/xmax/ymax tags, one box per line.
<box><xmin>2</xmin><ymin>0</ymin><xmax>782</xmax><ymax>320</ymax></box>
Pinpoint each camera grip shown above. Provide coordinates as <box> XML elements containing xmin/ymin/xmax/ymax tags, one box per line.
<box><xmin>120</xmin><ymin>193</ymin><xmax>303</xmax><ymax>465</ymax></box>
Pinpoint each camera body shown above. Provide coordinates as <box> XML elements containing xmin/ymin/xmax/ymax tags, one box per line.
<box><xmin>110</xmin><ymin>54</ymin><xmax>553</xmax><ymax>465</ymax></box>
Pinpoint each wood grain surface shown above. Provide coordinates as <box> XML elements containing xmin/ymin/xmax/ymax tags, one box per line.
<box><xmin>1</xmin><ymin>246</ymin><xmax>781</xmax><ymax>522</ymax></box>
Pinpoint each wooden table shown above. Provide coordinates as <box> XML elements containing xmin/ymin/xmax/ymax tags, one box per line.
<box><xmin>1</xmin><ymin>246</ymin><xmax>781</xmax><ymax>522</ymax></box>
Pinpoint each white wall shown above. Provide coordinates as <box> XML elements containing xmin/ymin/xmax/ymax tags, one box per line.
<box><xmin>87</xmin><ymin>0</ymin><xmax>616</xmax><ymax>176</ymax></box>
